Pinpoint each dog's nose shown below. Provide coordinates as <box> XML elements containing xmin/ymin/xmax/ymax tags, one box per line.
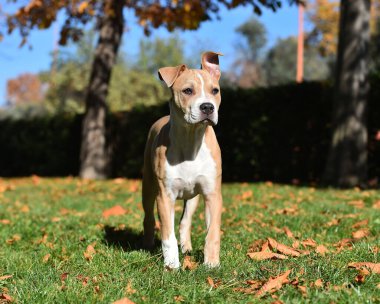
<box><xmin>200</xmin><ymin>103</ymin><xmax>214</xmax><ymax>115</ymax></box>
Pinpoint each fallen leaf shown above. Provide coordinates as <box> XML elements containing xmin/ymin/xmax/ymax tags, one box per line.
<box><xmin>348</xmin><ymin>200</ymin><xmax>365</xmax><ymax>208</ymax></box>
<box><xmin>301</xmin><ymin>238</ymin><xmax>317</xmax><ymax>248</ymax></box>
<box><xmin>315</xmin><ymin>245</ymin><xmax>329</xmax><ymax>256</ymax></box>
<box><xmin>352</xmin><ymin>228</ymin><xmax>370</xmax><ymax>239</ymax></box>
<box><xmin>6</xmin><ymin>234</ymin><xmax>21</xmax><ymax>245</ymax></box>
<box><xmin>248</xmin><ymin>239</ymin><xmax>266</xmax><ymax>252</ymax></box>
<box><xmin>0</xmin><ymin>293</ymin><xmax>13</xmax><ymax>302</ymax></box>
<box><xmin>283</xmin><ymin>227</ymin><xmax>294</xmax><ymax>239</ymax></box>
<box><xmin>125</xmin><ymin>280</ymin><xmax>136</xmax><ymax>295</ymax></box>
<box><xmin>372</xmin><ymin>200</ymin><xmax>380</xmax><ymax>209</ymax></box>
<box><xmin>173</xmin><ymin>295</ymin><xmax>184</xmax><ymax>302</ymax></box>
<box><xmin>325</xmin><ymin>218</ymin><xmax>340</xmax><ymax>227</ymax></box>
<box><xmin>268</xmin><ymin>238</ymin><xmax>300</xmax><ymax>257</ymax></box>
<box><xmin>182</xmin><ymin>255</ymin><xmax>198</xmax><ymax>271</ymax></box>
<box><xmin>42</xmin><ymin>254</ymin><xmax>51</xmax><ymax>263</ymax></box>
<box><xmin>297</xmin><ymin>285</ymin><xmax>307</xmax><ymax>295</ymax></box>
<box><xmin>256</xmin><ymin>269</ymin><xmax>291</xmax><ymax>297</ymax></box>
<box><xmin>0</xmin><ymin>219</ymin><xmax>11</xmax><ymax>225</ymax></box>
<box><xmin>247</xmin><ymin>251</ymin><xmax>288</xmax><ymax>261</ymax></box>
<box><xmin>351</xmin><ymin>219</ymin><xmax>368</xmax><ymax>229</ymax></box>
<box><xmin>0</xmin><ymin>275</ymin><xmax>12</xmax><ymax>281</ymax></box>
<box><xmin>206</xmin><ymin>277</ymin><xmax>222</xmax><ymax>288</ymax></box>
<box><xmin>113</xmin><ymin>297</ymin><xmax>135</xmax><ymax>304</ymax></box>
<box><xmin>20</xmin><ymin>205</ymin><xmax>29</xmax><ymax>213</ymax></box>
<box><xmin>348</xmin><ymin>262</ymin><xmax>380</xmax><ymax>274</ymax></box>
<box><xmin>84</xmin><ymin>245</ymin><xmax>96</xmax><ymax>261</ymax></box>
<box><xmin>314</xmin><ymin>279</ymin><xmax>323</xmax><ymax>288</ymax></box>
<box><xmin>355</xmin><ymin>274</ymin><xmax>366</xmax><ymax>284</ymax></box>
<box><xmin>102</xmin><ymin>205</ymin><xmax>128</xmax><ymax>218</ymax></box>
<box><xmin>60</xmin><ymin>272</ymin><xmax>69</xmax><ymax>282</ymax></box>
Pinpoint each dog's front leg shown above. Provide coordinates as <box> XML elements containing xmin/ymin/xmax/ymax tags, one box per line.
<box><xmin>156</xmin><ymin>188</ymin><xmax>180</xmax><ymax>269</ymax></box>
<box><xmin>203</xmin><ymin>188</ymin><xmax>222</xmax><ymax>268</ymax></box>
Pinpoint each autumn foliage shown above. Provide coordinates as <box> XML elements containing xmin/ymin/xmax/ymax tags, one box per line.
<box><xmin>6</xmin><ymin>73</ymin><xmax>43</xmax><ymax>105</ymax></box>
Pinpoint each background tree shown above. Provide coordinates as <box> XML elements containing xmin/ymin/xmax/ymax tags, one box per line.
<box><xmin>4</xmin><ymin>0</ymin><xmax>299</xmax><ymax>179</ymax></box>
<box><xmin>323</xmin><ymin>0</ymin><xmax>371</xmax><ymax>187</ymax></box>
<box><xmin>6</xmin><ymin>73</ymin><xmax>44</xmax><ymax>106</ymax></box>
<box><xmin>264</xmin><ymin>36</ymin><xmax>329</xmax><ymax>85</ymax></box>
<box><xmin>232</xmin><ymin>17</ymin><xmax>267</xmax><ymax>88</ymax></box>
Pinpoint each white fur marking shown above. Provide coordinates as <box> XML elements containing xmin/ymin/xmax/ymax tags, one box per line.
<box><xmin>162</xmin><ymin>205</ymin><xmax>180</xmax><ymax>268</ymax></box>
<box><xmin>165</xmin><ymin>139</ymin><xmax>217</xmax><ymax>202</ymax></box>
<box><xmin>197</xmin><ymin>73</ymin><xmax>206</xmax><ymax>98</ymax></box>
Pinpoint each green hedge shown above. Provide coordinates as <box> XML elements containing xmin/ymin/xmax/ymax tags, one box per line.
<box><xmin>1</xmin><ymin>81</ymin><xmax>379</xmax><ymax>183</ymax></box>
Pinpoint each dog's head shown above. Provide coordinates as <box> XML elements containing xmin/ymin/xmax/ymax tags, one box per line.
<box><xmin>158</xmin><ymin>51</ymin><xmax>222</xmax><ymax>126</ymax></box>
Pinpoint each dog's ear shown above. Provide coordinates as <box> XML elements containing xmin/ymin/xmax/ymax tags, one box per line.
<box><xmin>158</xmin><ymin>64</ymin><xmax>187</xmax><ymax>87</ymax></box>
<box><xmin>201</xmin><ymin>51</ymin><xmax>223</xmax><ymax>80</ymax></box>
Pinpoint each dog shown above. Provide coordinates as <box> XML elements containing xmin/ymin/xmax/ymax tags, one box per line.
<box><xmin>142</xmin><ymin>51</ymin><xmax>223</xmax><ymax>269</ymax></box>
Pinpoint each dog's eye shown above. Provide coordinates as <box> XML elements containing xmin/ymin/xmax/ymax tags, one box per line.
<box><xmin>182</xmin><ymin>88</ymin><xmax>193</xmax><ymax>95</ymax></box>
<box><xmin>212</xmin><ymin>88</ymin><xmax>219</xmax><ymax>95</ymax></box>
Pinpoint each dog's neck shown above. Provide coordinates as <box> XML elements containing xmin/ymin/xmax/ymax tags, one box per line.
<box><xmin>168</xmin><ymin>104</ymin><xmax>207</xmax><ymax>161</ymax></box>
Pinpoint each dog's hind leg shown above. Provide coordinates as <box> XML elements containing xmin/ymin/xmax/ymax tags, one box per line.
<box><xmin>179</xmin><ymin>195</ymin><xmax>199</xmax><ymax>253</ymax></box>
<box><xmin>142</xmin><ymin>168</ymin><xmax>157</xmax><ymax>250</ymax></box>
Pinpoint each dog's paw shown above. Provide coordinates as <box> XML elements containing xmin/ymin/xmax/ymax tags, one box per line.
<box><xmin>204</xmin><ymin>259</ymin><xmax>220</xmax><ymax>268</ymax></box>
<box><xmin>180</xmin><ymin>242</ymin><xmax>192</xmax><ymax>254</ymax></box>
<box><xmin>164</xmin><ymin>259</ymin><xmax>181</xmax><ymax>270</ymax></box>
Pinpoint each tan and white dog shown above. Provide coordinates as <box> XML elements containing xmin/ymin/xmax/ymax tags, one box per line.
<box><xmin>142</xmin><ymin>51</ymin><xmax>223</xmax><ymax>269</ymax></box>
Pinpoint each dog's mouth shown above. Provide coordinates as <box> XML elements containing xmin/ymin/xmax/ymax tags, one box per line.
<box><xmin>201</xmin><ymin>118</ymin><xmax>216</xmax><ymax>126</ymax></box>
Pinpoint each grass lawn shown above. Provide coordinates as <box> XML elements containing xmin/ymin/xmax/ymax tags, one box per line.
<box><xmin>0</xmin><ymin>177</ymin><xmax>379</xmax><ymax>303</ymax></box>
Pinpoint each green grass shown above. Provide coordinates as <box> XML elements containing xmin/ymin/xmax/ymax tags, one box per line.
<box><xmin>0</xmin><ymin>177</ymin><xmax>379</xmax><ymax>303</ymax></box>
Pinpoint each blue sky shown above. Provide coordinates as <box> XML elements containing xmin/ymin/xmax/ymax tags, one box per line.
<box><xmin>0</xmin><ymin>3</ymin><xmax>309</xmax><ymax>106</ymax></box>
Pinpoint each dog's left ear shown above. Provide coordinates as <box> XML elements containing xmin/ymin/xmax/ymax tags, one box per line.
<box><xmin>158</xmin><ymin>64</ymin><xmax>187</xmax><ymax>87</ymax></box>
<box><xmin>201</xmin><ymin>51</ymin><xmax>223</xmax><ymax>80</ymax></box>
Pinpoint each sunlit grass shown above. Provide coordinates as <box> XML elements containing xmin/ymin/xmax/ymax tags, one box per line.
<box><xmin>0</xmin><ymin>177</ymin><xmax>379</xmax><ymax>303</ymax></box>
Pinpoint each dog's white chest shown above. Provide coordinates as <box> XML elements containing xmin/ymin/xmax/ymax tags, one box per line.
<box><xmin>165</xmin><ymin>142</ymin><xmax>216</xmax><ymax>201</ymax></box>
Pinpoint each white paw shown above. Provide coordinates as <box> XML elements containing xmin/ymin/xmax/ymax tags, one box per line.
<box><xmin>162</xmin><ymin>238</ymin><xmax>180</xmax><ymax>269</ymax></box>
<box><xmin>204</xmin><ymin>260</ymin><xmax>220</xmax><ymax>268</ymax></box>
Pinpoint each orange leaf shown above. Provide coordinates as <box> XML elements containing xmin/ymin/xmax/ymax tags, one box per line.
<box><xmin>315</xmin><ymin>245</ymin><xmax>329</xmax><ymax>256</ymax></box>
<box><xmin>42</xmin><ymin>253</ymin><xmax>51</xmax><ymax>263</ymax></box>
<box><xmin>0</xmin><ymin>275</ymin><xmax>12</xmax><ymax>281</ymax></box>
<box><xmin>348</xmin><ymin>262</ymin><xmax>380</xmax><ymax>274</ymax></box>
<box><xmin>314</xmin><ymin>278</ymin><xmax>323</xmax><ymax>288</ymax></box>
<box><xmin>348</xmin><ymin>200</ymin><xmax>365</xmax><ymax>208</ymax></box>
<box><xmin>372</xmin><ymin>200</ymin><xmax>380</xmax><ymax>209</ymax></box>
<box><xmin>113</xmin><ymin>298</ymin><xmax>135</xmax><ymax>304</ymax></box>
<box><xmin>268</xmin><ymin>238</ymin><xmax>300</xmax><ymax>257</ymax></box>
<box><xmin>0</xmin><ymin>219</ymin><xmax>11</xmax><ymax>225</ymax></box>
<box><xmin>247</xmin><ymin>251</ymin><xmax>288</xmax><ymax>261</ymax></box>
<box><xmin>102</xmin><ymin>205</ymin><xmax>128</xmax><ymax>218</ymax></box>
<box><xmin>351</xmin><ymin>219</ymin><xmax>368</xmax><ymax>229</ymax></box>
<box><xmin>182</xmin><ymin>255</ymin><xmax>198</xmax><ymax>271</ymax></box>
<box><xmin>352</xmin><ymin>228</ymin><xmax>370</xmax><ymax>239</ymax></box>
<box><xmin>84</xmin><ymin>245</ymin><xmax>96</xmax><ymax>260</ymax></box>
<box><xmin>256</xmin><ymin>269</ymin><xmax>291</xmax><ymax>297</ymax></box>
<box><xmin>301</xmin><ymin>238</ymin><xmax>317</xmax><ymax>248</ymax></box>
<box><xmin>0</xmin><ymin>293</ymin><xmax>13</xmax><ymax>302</ymax></box>
<box><xmin>325</xmin><ymin>218</ymin><xmax>340</xmax><ymax>227</ymax></box>
<box><xmin>283</xmin><ymin>227</ymin><xmax>294</xmax><ymax>239</ymax></box>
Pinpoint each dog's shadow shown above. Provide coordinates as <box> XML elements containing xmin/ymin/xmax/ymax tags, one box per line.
<box><xmin>103</xmin><ymin>225</ymin><xmax>205</xmax><ymax>263</ymax></box>
<box><xmin>103</xmin><ymin>225</ymin><xmax>160</xmax><ymax>252</ymax></box>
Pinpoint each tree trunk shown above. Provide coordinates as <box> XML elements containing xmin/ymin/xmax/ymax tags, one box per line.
<box><xmin>79</xmin><ymin>0</ymin><xmax>124</xmax><ymax>179</ymax></box>
<box><xmin>323</xmin><ymin>0</ymin><xmax>370</xmax><ymax>187</ymax></box>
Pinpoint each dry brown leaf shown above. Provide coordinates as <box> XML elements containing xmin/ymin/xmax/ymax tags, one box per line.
<box><xmin>351</xmin><ymin>219</ymin><xmax>369</xmax><ymax>229</ymax></box>
<box><xmin>315</xmin><ymin>245</ymin><xmax>329</xmax><ymax>256</ymax></box>
<box><xmin>173</xmin><ymin>295</ymin><xmax>184</xmax><ymax>302</ymax></box>
<box><xmin>283</xmin><ymin>227</ymin><xmax>294</xmax><ymax>239</ymax></box>
<box><xmin>268</xmin><ymin>238</ymin><xmax>300</xmax><ymax>257</ymax></box>
<box><xmin>42</xmin><ymin>253</ymin><xmax>51</xmax><ymax>263</ymax></box>
<box><xmin>297</xmin><ymin>285</ymin><xmax>307</xmax><ymax>295</ymax></box>
<box><xmin>314</xmin><ymin>278</ymin><xmax>323</xmax><ymax>288</ymax></box>
<box><xmin>355</xmin><ymin>274</ymin><xmax>366</xmax><ymax>284</ymax></box>
<box><xmin>352</xmin><ymin>228</ymin><xmax>370</xmax><ymax>239</ymax></box>
<box><xmin>0</xmin><ymin>293</ymin><xmax>13</xmax><ymax>302</ymax></box>
<box><xmin>247</xmin><ymin>251</ymin><xmax>288</xmax><ymax>261</ymax></box>
<box><xmin>325</xmin><ymin>218</ymin><xmax>340</xmax><ymax>227</ymax></box>
<box><xmin>0</xmin><ymin>275</ymin><xmax>12</xmax><ymax>281</ymax></box>
<box><xmin>301</xmin><ymin>238</ymin><xmax>317</xmax><ymax>248</ymax></box>
<box><xmin>348</xmin><ymin>262</ymin><xmax>380</xmax><ymax>274</ymax></box>
<box><xmin>102</xmin><ymin>205</ymin><xmax>128</xmax><ymax>218</ymax></box>
<box><xmin>6</xmin><ymin>234</ymin><xmax>21</xmax><ymax>245</ymax></box>
<box><xmin>372</xmin><ymin>200</ymin><xmax>380</xmax><ymax>209</ymax></box>
<box><xmin>0</xmin><ymin>219</ymin><xmax>11</xmax><ymax>225</ymax></box>
<box><xmin>256</xmin><ymin>269</ymin><xmax>291</xmax><ymax>297</ymax></box>
<box><xmin>125</xmin><ymin>280</ymin><xmax>136</xmax><ymax>295</ymax></box>
<box><xmin>274</xmin><ymin>207</ymin><xmax>298</xmax><ymax>215</ymax></box>
<box><xmin>248</xmin><ymin>239</ymin><xmax>266</xmax><ymax>252</ymax></box>
<box><xmin>292</xmin><ymin>240</ymin><xmax>300</xmax><ymax>249</ymax></box>
<box><xmin>206</xmin><ymin>277</ymin><xmax>221</xmax><ymax>288</ymax></box>
<box><xmin>84</xmin><ymin>245</ymin><xmax>96</xmax><ymax>261</ymax></box>
<box><xmin>182</xmin><ymin>255</ymin><xmax>198</xmax><ymax>271</ymax></box>
<box><xmin>347</xmin><ymin>200</ymin><xmax>365</xmax><ymax>208</ymax></box>
<box><xmin>112</xmin><ymin>297</ymin><xmax>135</xmax><ymax>304</ymax></box>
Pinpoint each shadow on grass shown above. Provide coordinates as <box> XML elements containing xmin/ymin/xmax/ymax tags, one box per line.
<box><xmin>103</xmin><ymin>225</ymin><xmax>160</xmax><ymax>252</ymax></box>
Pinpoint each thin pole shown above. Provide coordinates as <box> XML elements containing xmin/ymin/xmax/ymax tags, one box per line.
<box><xmin>296</xmin><ymin>3</ymin><xmax>304</xmax><ymax>83</ymax></box>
